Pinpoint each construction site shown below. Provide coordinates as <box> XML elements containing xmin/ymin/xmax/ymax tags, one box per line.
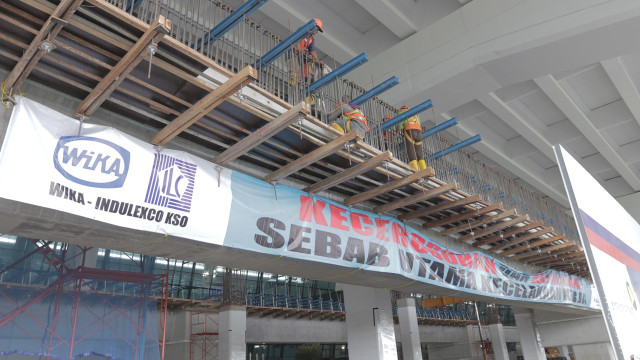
<box><xmin>1</xmin><ymin>0</ymin><xmax>640</xmax><ymax>359</ymax></box>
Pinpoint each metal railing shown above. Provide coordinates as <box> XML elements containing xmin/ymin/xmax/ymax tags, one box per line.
<box><xmin>98</xmin><ymin>0</ymin><xmax>580</xmax><ymax>248</ymax></box>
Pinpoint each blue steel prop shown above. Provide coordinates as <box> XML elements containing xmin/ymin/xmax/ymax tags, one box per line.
<box><xmin>307</xmin><ymin>53</ymin><xmax>369</xmax><ymax>93</ymax></box>
<box><xmin>432</xmin><ymin>135</ymin><xmax>482</xmax><ymax>159</ymax></box>
<box><xmin>350</xmin><ymin>76</ymin><xmax>399</xmax><ymax>106</ymax></box>
<box><xmin>195</xmin><ymin>0</ymin><xmax>269</xmax><ymax>51</ymax></box>
<box><xmin>422</xmin><ymin>118</ymin><xmax>458</xmax><ymax>138</ymax></box>
<box><xmin>380</xmin><ymin>99</ymin><xmax>433</xmax><ymax>131</ymax></box>
<box><xmin>255</xmin><ymin>19</ymin><xmax>319</xmax><ymax>68</ymax></box>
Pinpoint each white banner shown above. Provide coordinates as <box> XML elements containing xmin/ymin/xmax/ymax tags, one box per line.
<box><xmin>556</xmin><ymin>145</ymin><xmax>640</xmax><ymax>360</ymax></box>
<box><xmin>0</xmin><ymin>97</ymin><xmax>232</xmax><ymax>244</ymax></box>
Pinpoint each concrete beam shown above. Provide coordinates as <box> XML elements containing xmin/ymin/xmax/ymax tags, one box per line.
<box><xmin>535</xmin><ymin>74</ymin><xmax>640</xmax><ymax>191</ymax></box>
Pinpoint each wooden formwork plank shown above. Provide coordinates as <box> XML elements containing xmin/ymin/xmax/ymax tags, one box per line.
<box><xmin>374</xmin><ymin>182</ymin><xmax>458</xmax><ymax>214</ymax></box>
<box><xmin>459</xmin><ymin>215</ymin><xmax>529</xmax><ymax>242</ymax></box>
<box><xmin>76</xmin><ymin>15</ymin><xmax>171</xmax><ymax>117</ymax></box>
<box><xmin>423</xmin><ymin>203</ymin><xmax>503</xmax><ymax>230</ymax></box>
<box><xmin>304</xmin><ymin>151</ymin><xmax>392</xmax><ymax>194</ymax></box>
<box><xmin>343</xmin><ymin>168</ymin><xmax>435</xmax><ymax>206</ymax></box>
<box><xmin>213</xmin><ymin>102</ymin><xmax>309</xmax><ymax>166</ymax></box>
<box><xmin>398</xmin><ymin>194</ymin><xmax>481</xmax><ymax>222</ymax></box>
<box><xmin>496</xmin><ymin>232</ymin><xmax>562</xmax><ymax>256</ymax></box>
<box><xmin>265</xmin><ymin>131</ymin><xmax>358</xmax><ymax>183</ymax></box>
<box><xmin>474</xmin><ymin>220</ymin><xmax>544</xmax><ymax>247</ymax></box>
<box><xmin>440</xmin><ymin>208</ymin><xmax>515</xmax><ymax>236</ymax></box>
<box><xmin>152</xmin><ymin>66</ymin><xmax>257</xmax><ymax>146</ymax></box>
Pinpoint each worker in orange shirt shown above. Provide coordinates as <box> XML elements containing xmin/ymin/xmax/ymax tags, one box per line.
<box><xmin>329</xmin><ymin>101</ymin><xmax>369</xmax><ymax>138</ymax></box>
<box><xmin>396</xmin><ymin>105</ymin><xmax>426</xmax><ymax>171</ymax></box>
<box><xmin>295</xmin><ymin>18</ymin><xmax>324</xmax><ymax>84</ymax></box>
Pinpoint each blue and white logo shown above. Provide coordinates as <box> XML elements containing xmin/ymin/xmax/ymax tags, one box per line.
<box><xmin>144</xmin><ymin>154</ymin><xmax>196</xmax><ymax>213</ymax></box>
<box><xmin>53</xmin><ymin>136</ymin><xmax>130</xmax><ymax>188</ymax></box>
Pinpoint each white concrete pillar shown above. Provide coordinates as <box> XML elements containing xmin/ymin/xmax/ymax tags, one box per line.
<box><xmin>342</xmin><ymin>284</ymin><xmax>397</xmax><ymax>360</ymax></box>
<box><xmin>488</xmin><ymin>323</ymin><xmax>509</xmax><ymax>360</ymax></box>
<box><xmin>513</xmin><ymin>308</ymin><xmax>546</xmax><ymax>360</ymax></box>
<box><xmin>218</xmin><ymin>305</ymin><xmax>246</xmax><ymax>360</ymax></box>
<box><xmin>396</xmin><ymin>298</ymin><xmax>422</xmax><ymax>360</ymax></box>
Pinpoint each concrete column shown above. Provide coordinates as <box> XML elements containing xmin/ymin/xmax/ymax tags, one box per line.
<box><xmin>219</xmin><ymin>305</ymin><xmax>246</xmax><ymax>360</ymax></box>
<box><xmin>513</xmin><ymin>308</ymin><xmax>546</xmax><ymax>360</ymax></box>
<box><xmin>396</xmin><ymin>298</ymin><xmax>422</xmax><ymax>360</ymax></box>
<box><xmin>342</xmin><ymin>284</ymin><xmax>397</xmax><ymax>360</ymax></box>
<box><xmin>488</xmin><ymin>323</ymin><xmax>509</xmax><ymax>360</ymax></box>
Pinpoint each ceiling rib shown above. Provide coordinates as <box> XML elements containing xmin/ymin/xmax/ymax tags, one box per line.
<box><xmin>601</xmin><ymin>57</ymin><xmax>640</xmax><ymax>130</ymax></box>
<box><xmin>534</xmin><ymin>74</ymin><xmax>640</xmax><ymax>191</ymax></box>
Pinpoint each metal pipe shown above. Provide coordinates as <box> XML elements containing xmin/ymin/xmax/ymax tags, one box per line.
<box><xmin>256</xmin><ymin>19</ymin><xmax>319</xmax><ymax>68</ymax></box>
<box><xmin>422</xmin><ymin>117</ymin><xmax>458</xmax><ymax>138</ymax></box>
<box><xmin>308</xmin><ymin>53</ymin><xmax>369</xmax><ymax>93</ymax></box>
<box><xmin>196</xmin><ymin>0</ymin><xmax>268</xmax><ymax>50</ymax></box>
<box><xmin>350</xmin><ymin>76</ymin><xmax>399</xmax><ymax>105</ymax></box>
<box><xmin>380</xmin><ymin>99</ymin><xmax>433</xmax><ymax>131</ymax></box>
<box><xmin>432</xmin><ymin>135</ymin><xmax>482</xmax><ymax>159</ymax></box>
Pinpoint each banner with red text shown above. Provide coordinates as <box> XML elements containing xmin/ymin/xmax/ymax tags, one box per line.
<box><xmin>0</xmin><ymin>97</ymin><xmax>594</xmax><ymax>308</ymax></box>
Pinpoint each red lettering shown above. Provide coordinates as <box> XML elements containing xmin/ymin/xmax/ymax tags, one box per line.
<box><xmin>410</xmin><ymin>233</ymin><xmax>428</xmax><ymax>253</ymax></box>
<box><xmin>351</xmin><ymin>212</ymin><xmax>374</xmax><ymax>236</ymax></box>
<box><xmin>391</xmin><ymin>222</ymin><xmax>409</xmax><ymax>247</ymax></box>
<box><xmin>298</xmin><ymin>195</ymin><xmax>327</xmax><ymax>226</ymax></box>
<box><xmin>483</xmin><ymin>256</ymin><xmax>497</xmax><ymax>274</ymax></box>
<box><xmin>455</xmin><ymin>253</ymin><xmax>473</xmax><ymax>267</ymax></box>
<box><xmin>375</xmin><ymin>218</ymin><xmax>390</xmax><ymax>241</ymax></box>
<box><xmin>425</xmin><ymin>241</ymin><xmax>443</xmax><ymax>260</ymax></box>
<box><xmin>329</xmin><ymin>204</ymin><xmax>349</xmax><ymax>231</ymax></box>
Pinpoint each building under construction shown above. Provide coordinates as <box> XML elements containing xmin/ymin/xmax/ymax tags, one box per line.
<box><xmin>1</xmin><ymin>0</ymin><xmax>639</xmax><ymax>359</ymax></box>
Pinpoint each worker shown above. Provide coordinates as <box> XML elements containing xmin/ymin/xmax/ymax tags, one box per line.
<box><xmin>295</xmin><ymin>18</ymin><xmax>324</xmax><ymax>84</ymax></box>
<box><xmin>396</xmin><ymin>105</ymin><xmax>426</xmax><ymax>171</ymax></box>
<box><xmin>328</xmin><ymin>101</ymin><xmax>369</xmax><ymax>138</ymax></box>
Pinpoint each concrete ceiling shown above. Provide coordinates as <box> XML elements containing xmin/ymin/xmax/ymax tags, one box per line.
<box><xmin>247</xmin><ymin>0</ymin><xmax>640</xmax><ymax>220</ymax></box>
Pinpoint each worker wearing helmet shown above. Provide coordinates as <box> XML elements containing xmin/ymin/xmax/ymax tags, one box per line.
<box><xmin>295</xmin><ymin>18</ymin><xmax>324</xmax><ymax>84</ymax></box>
<box><xmin>396</xmin><ymin>105</ymin><xmax>426</xmax><ymax>171</ymax></box>
<box><xmin>329</xmin><ymin>101</ymin><xmax>369</xmax><ymax>138</ymax></box>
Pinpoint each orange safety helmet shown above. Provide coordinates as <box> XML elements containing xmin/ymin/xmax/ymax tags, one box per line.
<box><xmin>384</xmin><ymin>114</ymin><xmax>393</xmax><ymax>120</ymax></box>
<box><xmin>314</xmin><ymin>18</ymin><xmax>323</xmax><ymax>32</ymax></box>
<box><xmin>399</xmin><ymin>104</ymin><xmax>409</xmax><ymax>113</ymax></box>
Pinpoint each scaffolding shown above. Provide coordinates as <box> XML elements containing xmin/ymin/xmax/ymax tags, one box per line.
<box><xmin>190</xmin><ymin>311</ymin><xmax>219</xmax><ymax>360</ymax></box>
<box><xmin>0</xmin><ymin>238</ymin><xmax>169</xmax><ymax>359</ymax></box>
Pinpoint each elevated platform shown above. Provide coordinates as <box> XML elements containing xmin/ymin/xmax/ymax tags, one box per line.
<box><xmin>0</xmin><ymin>0</ymin><xmax>593</xmax><ymax>312</ymax></box>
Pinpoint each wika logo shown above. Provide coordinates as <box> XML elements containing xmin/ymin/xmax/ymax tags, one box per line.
<box><xmin>144</xmin><ymin>154</ymin><xmax>196</xmax><ymax>213</ymax></box>
<box><xmin>53</xmin><ymin>136</ymin><xmax>130</xmax><ymax>188</ymax></box>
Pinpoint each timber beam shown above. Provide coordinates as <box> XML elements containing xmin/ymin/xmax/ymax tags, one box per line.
<box><xmin>265</xmin><ymin>131</ymin><xmax>358</xmax><ymax>183</ymax></box>
<box><xmin>523</xmin><ymin>243</ymin><xmax>580</xmax><ymax>263</ymax></box>
<box><xmin>76</xmin><ymin>16</ymin><xmax>172</xmax><ymax>118</ymax></box>
<box><xmin>474</xmin><ymin>220</ymin><xmax>544</xmax><ymax>247</ymax></box>
<box><xmin>489</xmin><ymin>227</ymin><xmax>555</xmax><ymax>253</ymax></box>
<box><xmin>213</xmin><ymin>102</ymin><xmax>309</xmax><ymax>166</ymax></box>
<box><xmin>459</xmin><ymin>214</ymin><xmax>529</xmax><ymax>242</ymax></box>
<box><xmin>398</xmin><ymin>194</ymin><xmax>482</xmax><ymax>221</ymax></box>
<box><xmin>2</xmin><ymin>0</ymin><xmax>83</xmax><ymax>95</ymax></box>
<box><xmin>534</xmin><ymin>251</ymin><xmax>586</xmax><ymax>266</ymax></box>
<box><xmin>343</xmin><ymin>168</ymin><xmax>435</xmax><ymax>206</ymax></box>
<box><xmin>422</xmin><ymin>203</ymin><xmax>503</xmax><ymax>230</ymax></box>
<box><xmin>510</xmin><ymin>243</ymin><xmax>573</xmax><ymax>262</ymax></box>
<box><xmin>304</xmin><ymin>151</ymin><xmax>392</xmax><ymax>194</ymax></box>
<box><xmin>152</xmin><ymin>65</ymin><xmax>256</xmax><ymax>146</ymax></box>
<box><xmin>374</xmin><ymin>182</ymin><xmax>458</xmax><ymax>214</ymax></box>
<box><xmin>440</xmin><ymin>207</ymin><xmax>515</xmax><ymax>236</ymax></box>
<box><xmin>496</xmin><ymin>232</ymin><xmax>562</xmax><ymax>256</ymax></box>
